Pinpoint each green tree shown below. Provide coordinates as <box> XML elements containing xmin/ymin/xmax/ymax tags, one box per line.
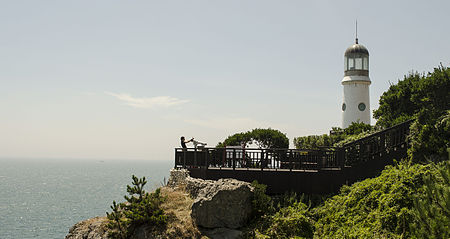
<box><xmin>106</xmin><ymin>175</ymin><xmax>167</xmax><ymax>238</ymax></box>
<box><xmin>217</xmin><ymin>128</ymin><xmax>289</xmax><ymax>149</ymax></box>
<box><xmin>373</xmin><ymin>65</ymin><xmax>450</xmax><ymax>161</ymax></box>
<box><xmin>293</xmin><ymin>122</ymin><xmax>373</xmax><ymax>149</ymax></box>
<box><xmin>217</xmin><ymin>132</ymin><xmax>253</xmax><ymax>148</ymax></box>
<box><xmin>250</xmin><ymin>128</ymin><xmax>289</xmax><ymax>149</ymax></box>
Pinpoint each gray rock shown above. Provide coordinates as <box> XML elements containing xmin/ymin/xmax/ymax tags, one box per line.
<box><xmin>167</xmin><ymin>168</ymin><xmax>190</xmax><ymax>188</ymax></box>
<box><xmin>191</xmin><ymin>178</ymin><xmax>253</xmax><ymax>229</ymax></box>
<box><xmin>200</xmin><ymin>227</ymin><xmax>243</xmax><ymax>239</ymax></box>
<box><xmin>186</xmin><ymin>176</ymin><xmax>216</xmax><ymax>198</ymax></box>
<box><xmin>65</xmin><ymin>217</ymin><xmax>108</xmax><ymax>239</ymax></box>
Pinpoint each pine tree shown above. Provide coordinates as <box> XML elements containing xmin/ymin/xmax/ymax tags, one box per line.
<box><xmin>106</xmin><ymin>175</ymin><xmax>167</xmax><ymax>238</ymax></box>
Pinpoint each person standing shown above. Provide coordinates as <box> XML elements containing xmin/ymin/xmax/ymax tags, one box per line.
<box><xmin>180</xmin><ymin>136</ymin><xmax>193</xmax><ymax>148</ymax></box>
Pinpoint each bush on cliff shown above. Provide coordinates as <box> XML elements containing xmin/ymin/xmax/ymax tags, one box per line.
<box><xmin>313</xmin><ymin>161</ymin><xmax>431</xmax><ymax>238</ymax></box>
<box><xmin>244</xmin><ymin>161</ymin><xmax>449</xmax><ymax>238</ymax></box>
<box><xmin>411</xmin><ymin>161</ymin><xmax>450</xmax><ymax>239</ymax></box>
<box><xmin>106</xmin><ymin>175</ymin><xmax>167</xmax><ymax>239</ymax></box>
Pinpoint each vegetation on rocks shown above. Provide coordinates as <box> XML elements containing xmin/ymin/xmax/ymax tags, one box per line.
<box><xmin>106</xmin><ymin>175</ymin><xmax>167</xmax><ymax>239</ymax></box>
<box><xmin>244</xmin><ymin>161</ymin><xmax>449</xmax><ymax>239</ymax></box>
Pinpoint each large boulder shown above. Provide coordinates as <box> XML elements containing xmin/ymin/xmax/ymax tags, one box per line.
<box><xmin>186</xmin><ymin>176</ymin><xmax>216</xmax><ymax>198</ymax></box>
<box><xmin>191</xmin><ymin>178</ymin><xmax>253</xmax><ymax>229</ymax></box>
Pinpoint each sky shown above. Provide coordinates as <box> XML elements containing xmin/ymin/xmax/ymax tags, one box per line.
<box><xmin>1</xmin><ymin>0</ymin><xmax>449</xmax><ymax>160</ymax></box>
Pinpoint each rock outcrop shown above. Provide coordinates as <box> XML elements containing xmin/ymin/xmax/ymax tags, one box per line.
<box><xmin>167</xmin><ymin>169</ymin><xmax>254</xmax><ymax>230</ymax></box>
<box><xmin>65</xmin><ymin>217</ymin><xmax>108</xmax><ymax>239</ymax></box>
<box><xmin>167</xmin><ymin>168</ymin><xmax>190</xmax><ymax>188</ymax></box>
<box><xmin>67</xmin><ymin>169</ymin><xmax>254</xmax><ymax>239</ymax></box>
<box><xmin>190</xmin><ymin>178</ymin><xmax>253</xmax><ymax>229</ymax></box>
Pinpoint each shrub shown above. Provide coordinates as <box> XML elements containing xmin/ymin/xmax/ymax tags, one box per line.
<box><xmin>265</xmin><ymin>202</ymin><xmax>314</xmax><ymax>239</ymax></box>
<box><xmin>250</xmin><ymin>180</ymin><xmax>274</xmax><ymax>218</ymax></box>
<box><xmin>106</xmin><ymin>175</ymin><xmax>167</xmax><ymax>238</ymax></box>
<box><xmin>313</xmin><ymin>161</ymin><xmax>434</xmax><ymax>238</ymax></box>
<box><xmin>411</xmin><ymin>161</ymin><xmax>450</xmax><ymax>239</ymax></box>
<box><xmin>293</xmin><ymin>122</ymin><xmax>375</xmax><ymax>149</ymax></box>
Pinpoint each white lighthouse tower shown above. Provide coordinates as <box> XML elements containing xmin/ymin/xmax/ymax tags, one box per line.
<box><xmin>341</xmin><ymin>33</ymin><xmax>371</xmax><ymax>128</ymax></box>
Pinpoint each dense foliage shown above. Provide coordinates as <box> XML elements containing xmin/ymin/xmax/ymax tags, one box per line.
<box><xmin>106</xmin><ymin>175</ymin><xmax>167</xmax><ymax>239</ymax></box>
<box><xmin>373</xmin><ymin>65</ymin><xmax>450</xmax><ymax>161</ymax></box>
<box><xmin>293</xmin><ymin>122</ymin><xmax>375</xmax><ymax>149</ymax></box>
<box><xmin>246</xmin><ymin>181</ymin><xmax>315</xmax><ymax>239</ymax></box>
<box><xmin>217</xmin><ymin>128</ymin><xmax>289</xmax><ymax>149</ymax></box>
<box><xmin>244</xmin><ymin>161</ymin><xmax>449</xmax><ymax>239</ymax></box>
<box><xmin>411</xmin><ymin>161</ymin><xmax>450</xmax><ymax>238</ymax></box>
<box><xmin>314</xmin><ymin>162</ymin><xmax>430</xmax><ymax>238</ymax></box>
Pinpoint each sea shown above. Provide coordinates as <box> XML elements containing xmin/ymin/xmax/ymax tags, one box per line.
<box><xmin>0</xmin><ymin>158</ymin><xmax>173</xmax><ymax>239</ymax></box>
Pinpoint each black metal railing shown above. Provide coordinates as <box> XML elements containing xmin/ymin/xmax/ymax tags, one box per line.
<box><xmin>175</xmin><ymin>147</ymin><xmax>343</xmax><ymax>171</ymax></box>
<box><xmin>342</xmin><ymin>120</ymin><xmax>412</xmax><ymax>165</ymax></box>
<box><xmin>175</xmin><ymin>120</ymin><xmax>413</xmax><ymax>171</ymax></box>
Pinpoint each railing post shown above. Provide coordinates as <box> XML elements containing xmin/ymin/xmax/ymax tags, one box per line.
<box><xmin>205</xmin><ymin>148</ymin><xmax>208</xmax><ymax>169</ymax></box>
<box><xmin>232</xmin><ymin>149</ymin><xmax>236</xmax><ymax>170</ymax></box>
<box><xmin>183</xmin><ymin>149</ymin><xmax>186</xmax><ymax>169</ymax></box>
<box><xmin>289</xmin><ymin>149</ymin><xmax>293</xmax><ymax>171</ymax></box>
<box><xmin>261</xmin><ymin>150</ymin><xmax>264</xmax><ymax>171</ymax></box>
<box><xmin>194</xmin><ymin>148</ymin><xmax>197</xmax><ymax>167</ymax></box>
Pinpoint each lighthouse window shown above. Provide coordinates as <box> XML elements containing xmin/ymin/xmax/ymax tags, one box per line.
<box><xmin>355</xmin><ymin>57</ymin><xmax>363</xmax><ymax>69</ymax></box>
<box><xmin>358</xmin><ymin>103</ymin><xmax>366</xmax><ymax>111</ymax></box>
<box><xmin>363</xmin><ymin>57</ymin><xmax>369</xmax><ymax>70</ymax></box>
<box><xmin>342</xmin><ymin>103</ymin><xmax>346</xmax><ymax>111</ymax></box>
<box><xmin>348</xmin><ymin>57</ymin><xmax>354</xmax><ymax>70</ymax></box>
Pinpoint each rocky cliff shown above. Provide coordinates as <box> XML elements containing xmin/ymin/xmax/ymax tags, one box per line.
<box><xmin>66</xmin><ymin>169</ymin><xmax>254</xmax><ymax>239</ymax></box>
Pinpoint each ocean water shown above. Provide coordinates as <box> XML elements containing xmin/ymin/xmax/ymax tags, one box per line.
<box><xmin>0</xmin><ymin>158</ymin><xmax>172</xmax><ymax>239</ymax></box>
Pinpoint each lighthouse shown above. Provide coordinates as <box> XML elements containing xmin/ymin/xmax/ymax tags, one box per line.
<box><xmin>341</xmin><ymin>35</ymin><xmax>371</xmax><ymax>128</ymax></box>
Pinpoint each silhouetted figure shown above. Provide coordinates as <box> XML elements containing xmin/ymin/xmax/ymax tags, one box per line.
<box><xmin>180</xmin><ymin>136</ymin><xmax>193</xmax><ymax>148</ymax></box>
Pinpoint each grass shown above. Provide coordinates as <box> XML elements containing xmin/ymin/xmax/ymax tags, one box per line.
<box><xmin>159</xmin><ymin>186</ymin><xmax>207</xmax><ymax>239</ymax></box>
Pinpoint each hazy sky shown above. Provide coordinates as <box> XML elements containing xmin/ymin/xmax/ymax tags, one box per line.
<box><xmin>1</xmin><ymin>0</ymin><xmax>449</xmax><ymax>160</ymax></box>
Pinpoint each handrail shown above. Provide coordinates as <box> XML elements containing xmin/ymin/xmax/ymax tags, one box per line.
<box><xmin>175</xmin><ymin>120</ymin><xmax>413</xmax><ymax>171</ymax></box>
<box><xmin>175</xmin><ymin>147</ymin><xmax>343</xmax><ymax>171</ymax></box>
<box><xmin>342</xmin><ymin>119</ymin><xmax>413</xmax><ymax>147</ymax></box>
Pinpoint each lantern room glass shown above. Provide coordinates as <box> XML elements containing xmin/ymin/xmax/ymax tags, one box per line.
<box><xmin>363</xmin><ymin>56</ymin><xmax>369</xmax><ymax>70</ymax></box>
<box><xmin>355</xmin><ymin>57</ymin><xmax>363</xmax><ymax>69</ymax></box>
<box><xmin>345</xmin><ymin>55</ymin><xmax>369</xmax><ymax>71</ymax></box>
<box><xmin>348</xmin><ymin>57</ymin><xmax>354</xmax><ymax>70</ymax></box>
